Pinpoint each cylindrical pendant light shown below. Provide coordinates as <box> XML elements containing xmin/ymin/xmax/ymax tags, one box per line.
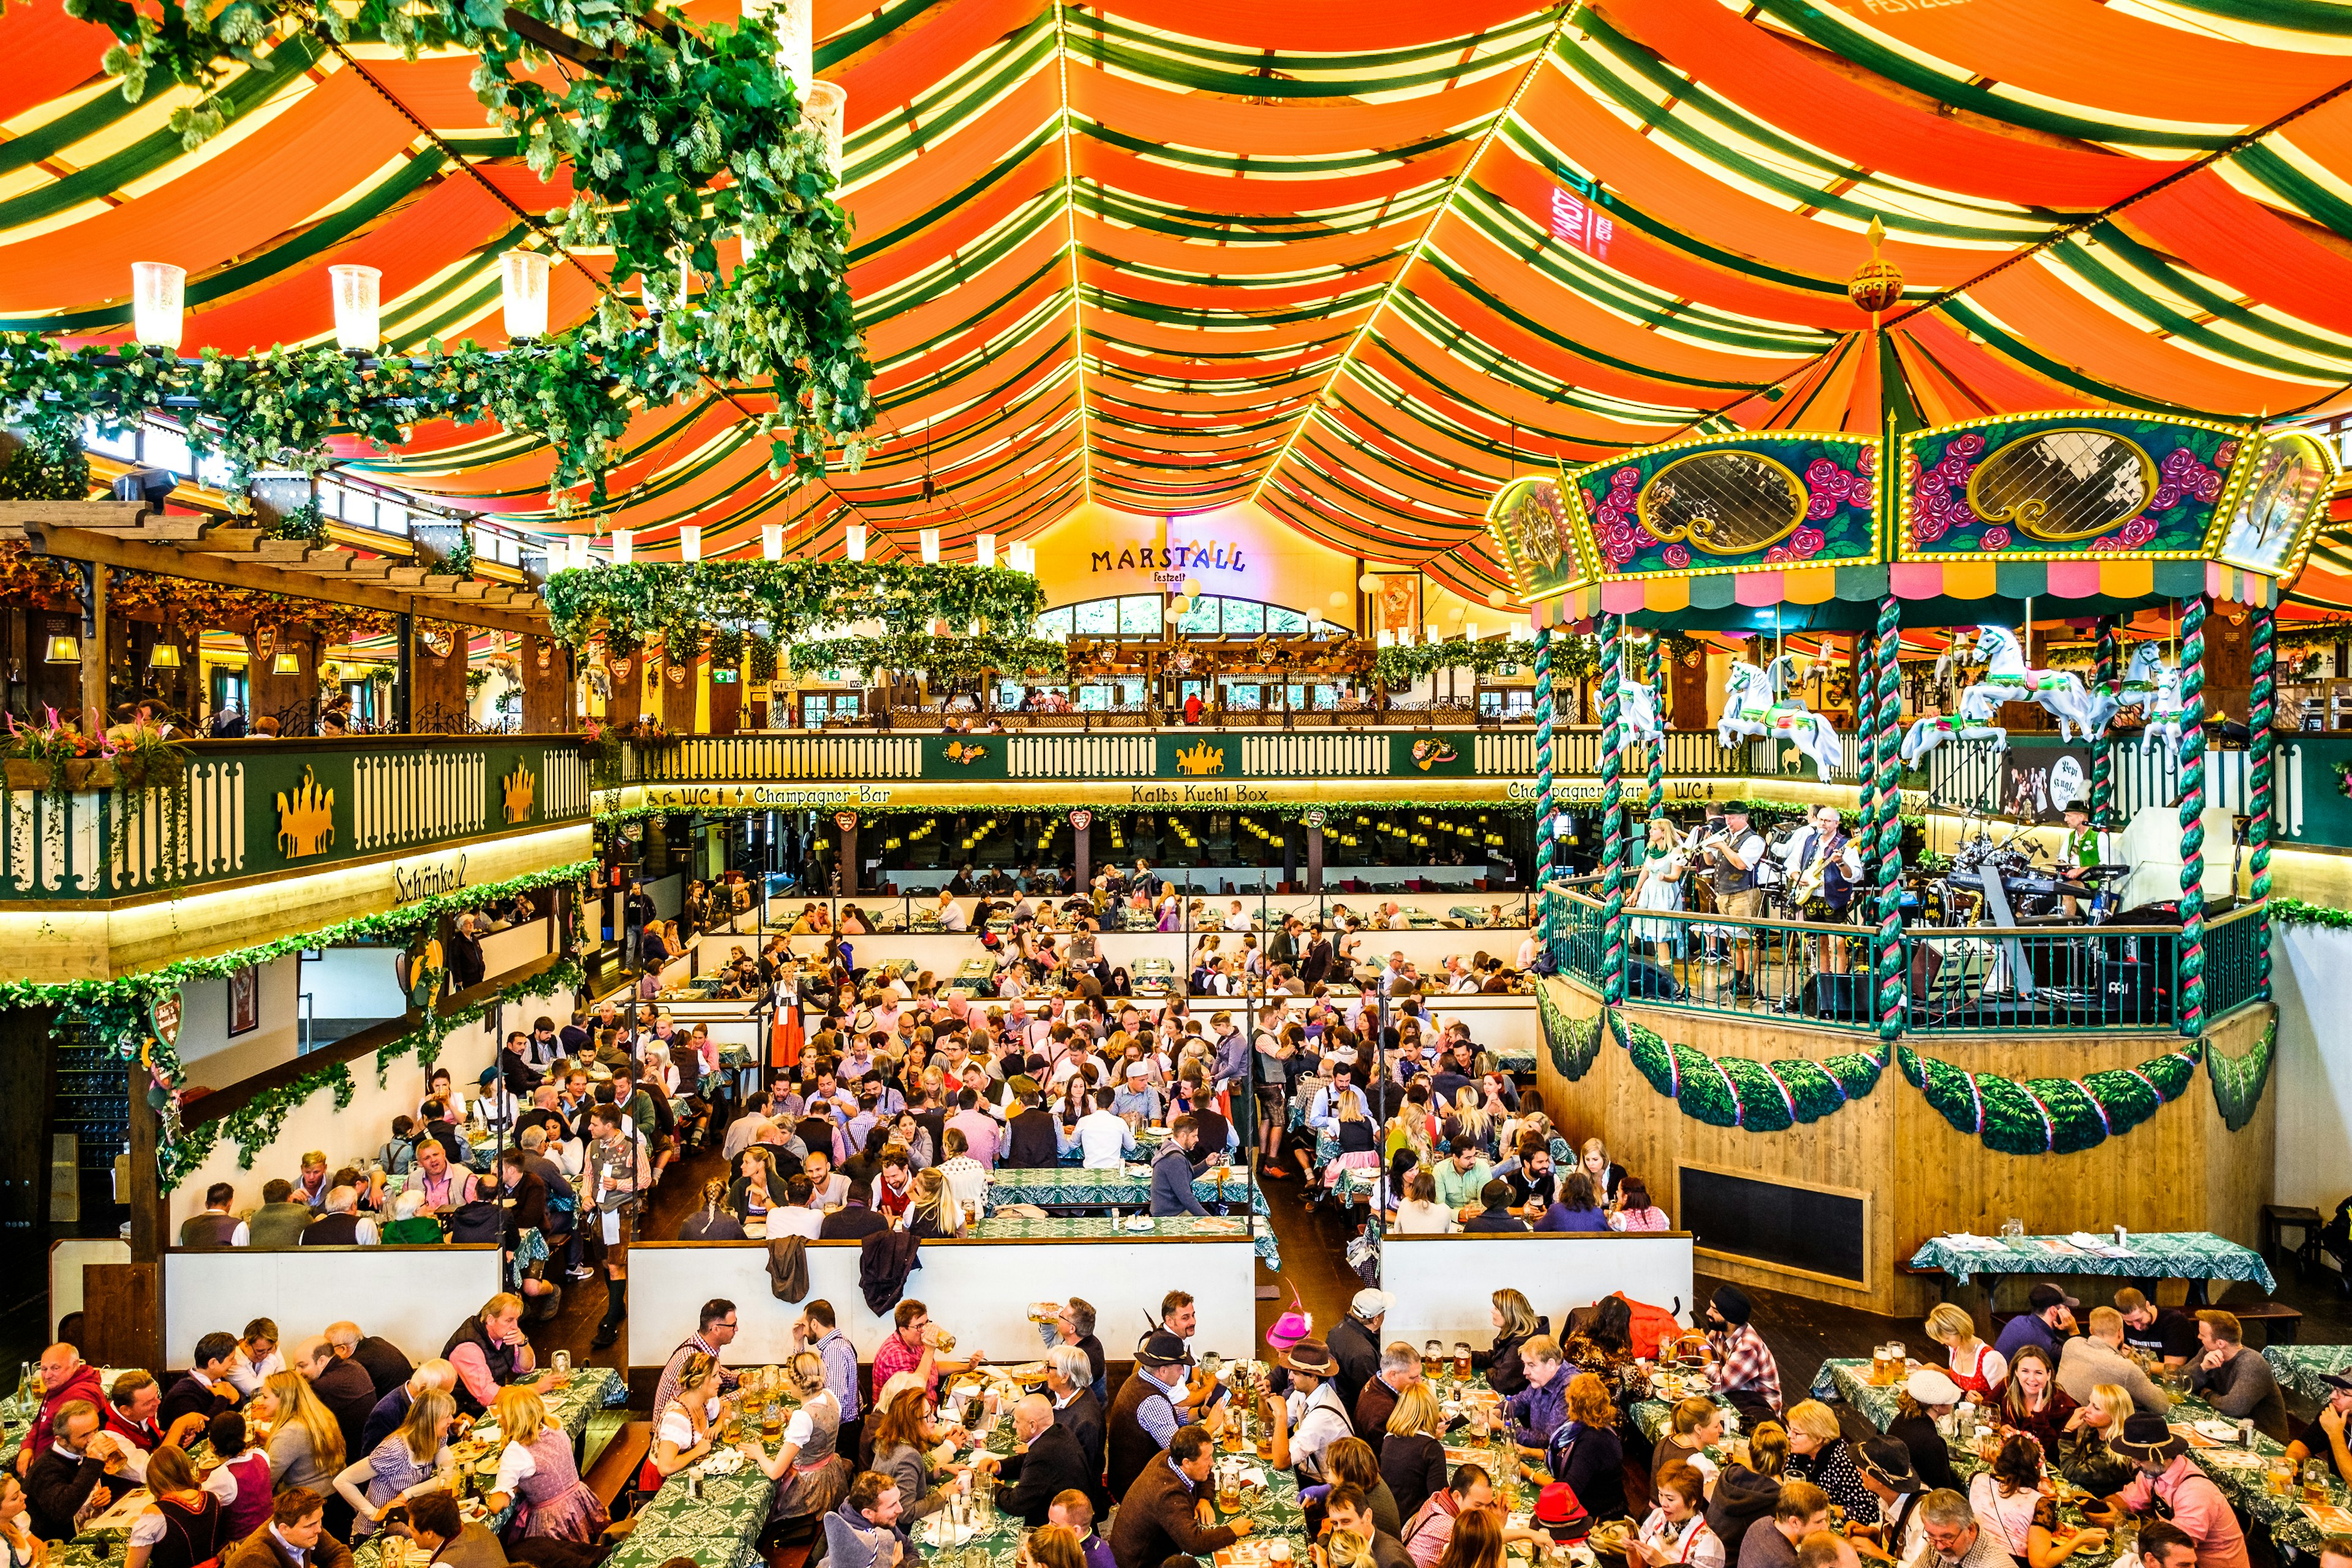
<box><xmin>130</xmin><ymin>262</ymin><xmax>186</xmax><ymax>350</ymax></box>
<box><xmin>329</xmin><ymin>265</ymin><xmax>382</xmax><ymax>352</ymax></box>
<box><xmin>1008</xmin><ymin>541</ymin><xmax>1035</xmax><ymax>574</ymax></box>
<box><xmin>568</xmin><ymin>535</ymin><xmax>592</xmax><ymax>570</ymax></box>
<box><xmin>500</xmin><ymin>250</ymin><xmax>551</xmax><ymax>340</ymax></box>
<box><xmin>679</xmin><ymin>525</ymin><xmax>702</xmax><ymax>562</ymax></box>
<box><xmin>977</xmin><ymin>533</ymin><xmax>997</xmax><ymax>568</ymax></box>
<box><xmin>612</xmin><ymin>529</ymin><xmax>634</xmax><ymax>565</ymax></box>
<box><xmin>919</xmin><ymin>528</ymin><xmax>940</xmax><ymax>565</ymax></box>
<box><xmin>802</xmin><ymin>81</ymin><xmax>847</xmax><ymax>178</ymax></box>
<box><xmin>846</xmin><ymin>524</ymin><xmax>867</xmax><ymax>562</ymax></box>
<box><xmin>762</xmin><ymin>524</ymin><xmax>784</xmax><ymax>561</ymax></box>
<box><xmin>773</xmin><ymin>0</ymin><xmax>814</xmax><ymax>89</ymax></box>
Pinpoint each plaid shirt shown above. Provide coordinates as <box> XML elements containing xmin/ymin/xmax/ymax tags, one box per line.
<box><xmin>1708</xmin><ymin>1322</ymin><xmax>1781</xmax><ymax>1412</ymax></box>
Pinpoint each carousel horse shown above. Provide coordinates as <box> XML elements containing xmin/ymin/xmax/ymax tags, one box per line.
<box><xmin>2078</xmin><ymin>642</ymin><xmax>2170</xmax><ymax>741</ymax></box>
<box><xmin>1958</xmin><ymin>624</ymin><xmax>2099</xmax><ymax>742</ymax></box>
<box><xmin>2135</xmin><ymin>659</ymin><xmax>2185</xmax><ymax>767</ymax></box>
<box><xmin>1618</xmin><ymin>676</ymin><xmax>1664</xmax><ymax>747</ymax></box>
<box><xmin>1717</xmin><ymin>656</ymin><xmax>1845</xmax><ymax>782</ymax></box>
<box><xmin>1899</xmin><ymin>684</ymin><xmax>2008</xmax><ymax>767</ymax></box>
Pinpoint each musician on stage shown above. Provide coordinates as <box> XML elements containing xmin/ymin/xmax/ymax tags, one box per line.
<box><xmin>1696</xmin><ymin>804</ymin><xmax>1768</xmax><ymax>1001</ymax></box>
<box><xmin>2056</xmin><ymin>803</ymin><xmax>2110</xmax><ymax>919</ymax></box>
<box><xmin>1778</xmin><ymin>805</ymin><xmax>1866</xmax><ymax>974</ymax></box>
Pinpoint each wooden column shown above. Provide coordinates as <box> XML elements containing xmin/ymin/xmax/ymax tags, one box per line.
<box><xmin>709</xmin><ymin>662</ymin><xmax>743</xmax><ymax>734</ymax></box>
<box><xmin>837</xmin><ymin>819</ymin><xmax>858</xmax><ymax>895</ymax></box>
<box><xmin>520</xmin><ymin>635</ymin><xmax>571</xmax><ymax>732</ymax></box>
<box><xmin>0</xmin><ymin>1005</ymin><xmax>57</xmax><ymax>1235</ymax></box>
<box><xmin>1305</xmin><ymin>826</ymin><xmax>1324</xmax><ymax>892</ymax></box>
<box><xmin>409</xmin><ymin>624</ymin><xmax>467</xmax><ymax>732</ymax></box>
<box><xmin>1669</xmin><ymin>647</ymin><xmax>1708</xmax><ymax>729</ymax></box>
<box><xmin>606</xmin><ymin>655</ymin><xmax>641</xmax><ymax>726</ymax></box>
<box><xmin>2206</xmin><ymin>606</ymin><xmax>2253</xmax><ymax>726</ymax></box>
<box><xmin>80</xmin><ymin>562</ymin><xmax>108</xmax><ymax>730</ymax></box>
<box><xmin>660</xmin><ymin>650</ymin><xmax>698</xmax><ymax>731</ymax></box>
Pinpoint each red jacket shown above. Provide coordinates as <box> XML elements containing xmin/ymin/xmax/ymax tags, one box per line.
<box><xmin>20</xmin><ymin>1365</ymin><xmax>104</xmax><ymax>1464</ymax></box>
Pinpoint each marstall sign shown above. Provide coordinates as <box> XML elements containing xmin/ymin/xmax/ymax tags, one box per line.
<box><xmin>1091</xmin><ymin>541</ymin><xmax>1248</xmax><ymax>586</ymax></box>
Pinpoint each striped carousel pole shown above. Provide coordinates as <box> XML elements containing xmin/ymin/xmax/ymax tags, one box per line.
<box><xmin>2177</xmin><ymin>595</ymin><xmax>2209</xmax><ymax>1039</ymax></box>
<box><xmin>1853</xmin><ymin>628</ymin><xmax>1879</xmax><ymax>840</ymax></box>
<box><xmin>2093</xmin><ymin>619</ymin><xmax>2119</xmax><ymax>829</ymax></box>
<box><xmin>1533</xmin><ymin>626</ymin><xmax>1556</xmax><ymax>949</ymax></box>
<box><xmin>1872</xmin><ymin>594</ymin><xmax>1907</xmax><ymax>1043</ymax></box>
<box><xmin>1643</xmin><ymin>635</ymin><xmax>1664</xmax><ymax>837</ymax></box>
<box><xmin>2250</xmin><ymin>600</ymin><xmax>2275</xmax><ymax>1001</ymax></box>
<box><xmin>1599</xmin><ymin>616</ymin><xmax>1627</xmax><ymax>1005</ymax></box>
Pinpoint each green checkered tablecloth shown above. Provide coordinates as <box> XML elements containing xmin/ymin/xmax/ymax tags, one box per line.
<box><xmin>1908</xmin><ymin>1232</ymin><xmax>2276</xmax><ymax>1292</ymax></box>
<box><xmin>982</xmin><ymin>1166</ymin><xmax>1279</xmax><ymax>1268</ymax></box>
<box><xmin>967</xmin><ymin>1213</ymin><xmax>1256</xmax><ymax>1242</ymax></box>
<box><xmin>2266</xmin><ymin>1344</ymin><xmax>2352</xmax><ymax>1406</ymax></box>
<box><xmin>1809</xmin><ymin>1357</ymin><xmax>2348</xmax><ymax>1556</ymax></box>
<box><xmin>600</xmin><ymin>1467</ymin><xmax>775</xmax><ymax>1568</ymax></box>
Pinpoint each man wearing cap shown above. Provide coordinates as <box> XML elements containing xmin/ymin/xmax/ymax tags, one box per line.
<box><xmin>1913</xmin><ymin>1488</ymin><xmax>2010</xmax><ymax>1568</ymax></box>
<box><xmin>1845</xmin><ymin>1438</ymin><xmax>1926</xmax><ymax>1566</ymax></box>
<box><xmin>1697</xmin><ymin>806</ymin><xmax>1768</xmax><ymax>1000</ymax></box>
<box><xmin>1110</xmin><ymin>1424</ymin><xmax>1250</xmax><ymax>1568</ymax></box>
<box><xmin>1993</xmin><ymin>1284</ymin><xmax>2079</xmax><ymax>1363</ymax></box>
<box><xmin>2055</xmin><ymin>1307</ymin><xmax>2166</xmax><ymax>1415</ymax></box>
<box><xmin>1703</xmin><ymin>1286</ymin><xmax>1782</xmax><ymax>1425</ymax></box>
<box><xmin>1265</xmin><ymin>1338</ymin><xmax>1355</xmax><ymax>1483</ymax></box>
<box><xmin>1106</xmin><ymin>1333</ymin><xmax>1203</xmax><ymax>1499</ymax></box>
<box><xmin>1112</xmin><ymin>1061</ymin><xmax>1164</xmax><ymax>1126</ymax></box>
<box><xmin>2105</xmin><ymin>1412</ymin><xmax>2250</xmax><ymax>1568</ymax></box>
<box><xmin>2285</xmin><ymin>1372</ymin><xmax>2352</xmax><ymax>1484</ymax></box>
<box><xmin>1327</xmin><ymin>1290</ymin><xmax>1392</xmax><ymax>1411</ymax></box>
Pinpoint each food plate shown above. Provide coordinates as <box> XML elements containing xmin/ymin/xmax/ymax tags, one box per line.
<box><xmin>696</xmin><ymin>1450</ymin><xmax>747</xmax><ymax>1477</ymax></box>
<box><xmin>924</xmin><ymin>1517</ymin><xmax>984</xmax><ymax>1547</ymax></box>
<box><xmin>994</xmin><ymin>1362</ymin><xmax>1049</xmax><ymax>1385</ymax></box>
<box><xmin>2193</xmin><ymin>1420</ymin><xmax>2243</xmax><ymax>1443</ymax></box>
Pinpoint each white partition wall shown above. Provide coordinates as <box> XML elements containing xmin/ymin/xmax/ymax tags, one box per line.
<box><xmin>163</xmin><ymin>1246</ymin><xmax>503</xmax><ymax>1368</ymax></box>
<box><xmin>1379</xmin><ymin>1233</ymin><xmax>1695</xmax><ymax>1346</ymax></box>
<box><xmin>628</xmin><ymin>1238</ymin><xmax>1256</xmax><ymax>1368</ymax></box>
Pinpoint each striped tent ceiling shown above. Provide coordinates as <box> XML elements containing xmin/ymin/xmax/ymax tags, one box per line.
<box><xmin>8</xmin><ymin>0</ymin><xmax>2352</xmax><ymax>606</ymax></box>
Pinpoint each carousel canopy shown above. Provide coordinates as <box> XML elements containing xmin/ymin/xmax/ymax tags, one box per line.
<box><xmin>7</xmin><ymin>0</ymin><xmax>2352</xmax><ymax>608</ymax></box>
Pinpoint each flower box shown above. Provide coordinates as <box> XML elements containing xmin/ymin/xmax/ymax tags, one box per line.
<box><xmin>3</xmin><ymin>758</ymin><xmax>118</xmax><ymax>791</ymax></box>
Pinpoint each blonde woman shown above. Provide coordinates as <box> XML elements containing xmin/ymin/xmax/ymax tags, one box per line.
<box><xmin>1923</xmin><ymin>1302</ymin><xmax>2007</xmax><ymax>1400</ymax></box>
<box><xmin>740</xmin><ymin>1351</ymin><xmax>850</xmax><ymax>1520</ymax></box>
<box><xmin>1781</xmin><ymin>1400</ymin><xmax>1875</xmax><ymax>1523</ymax></box>
<box><xmin>1630</xmin><ymin>819</ymin><xmax>1689</xmax><ymax>968</ymax></box>
<box><xmin>261</xmin><ymin>1370</ymin><xmax>345</xmax><ymax>1509</ymax></box>
<box><xmin>1472</xmin><ymin>1289</ymin><xmax>1548</xmax><ymax>1396</ymax></box>
<box><xmin>2056</xmin><ymin>1383</ymin><xmax>2137</xmax><ymax>1496</ymax></box>
<box><xmin>1443</xmin><ymin>1088</ymin><xmax>1494</xmax><ymax>1161</ymax></box>
<box><xmin>1324</xmin><ymin>1532</ymin><xmax>1379</xmax><ymax>1568</ymax></box>
<box><xmin>1578</xmin><ymin>1138</ymin><xmax>1625</xmax><ymax>1210</ymax></box>
<box><xmin>1648</xmin><ymin>1397</ymin><xmax>1724</xmax><ymax>1501</ymax></box>
<box><xmin>902</xmin><ymin>1167</ymin><xmax>965</xmax><ymax>1240</ymax></box>
<box><xmin>1384</xmin><ymin>1382</ymin><xmax>1450</xmax><ymax>1519</ymax></box>
<box><xmin>644</xmin><ymin>1351</ymin><xmax>725</xmax><ymax>1486</ymax></box>
<box><xmin>1022</xmin><ymin>1524</ymin><xmax>1088</xmax><ymax>1568</ymax></box>
<box><xmin>486</xmin><ymin>1384</ymin><xmax>607</xmax><ymax>1543</ymax></box>
<box><xmin>333</xmin><ymin>1387</ymin><xmax>454</xmax><ymax>1536</ymax></box>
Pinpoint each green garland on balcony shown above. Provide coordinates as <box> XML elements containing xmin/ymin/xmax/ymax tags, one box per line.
<box><xmin>546</xmin><ymin>561</ymin><xmax>1046</xmax><ymax>651</ymax></box>
<box><xmin>1373</xmin><ymin>639</ymin><xmax>1537</xmax><ymax>687</ymax></box>
<box><xmin>598</xmin><ymin>797</ymin><xmax>1545</xmax><ymax>825</ymax></box>
<box><xmin>1896</xmin><ymin>1041</ymin><xmax>2201</xmax><ymax>1156</ymax></box>
<box><xmin>2206</xmin><ymin>1017</ymin><xmax>2274</xmax><ymax>1134</ymax></box>
<box><xmin>217</xmin><ymin>1062</ymin><xmax>355</xmax><ymax>1170</ymax></box>
<box><xmin>1536</xmin><ymin>983</ymin><xmax>1603</xmax><ymax>1080</ymax></box>
<box><xmin>2272</xmin><ymin>898</ymin><xmax>2352</xmax><ymax>931</ymax></box>
<box><xmin>788</xmin><ymin>633</ymin><xmax>1068</xmax><ymax>680</ymax></box>
<box><xmin>1611</xmin><ymin>1012</ymin><xmax>1885</xmax><ymax>1131</ymax></box>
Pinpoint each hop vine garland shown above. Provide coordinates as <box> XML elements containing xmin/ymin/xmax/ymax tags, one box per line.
<box><xmin>1897</xmin><ymin>1041</ymin><xmax>2200</xmax><ymax>1155</ymax></box>
<box><xmin>1536</xmin><ymin>982</ymin><xmax>1602</xmax><ymax>1081</ymax></box>
<box><xmin>546</xmin><ymin>561</ymin><xmax>1046</xmax><ymax>652</ymax></box>
<box><xmin>1611</xmin><ymin>1012</ymin><xmax>1885</xmax><ymax>1131</ymax></box>
<box><xmin>788</xmin><ymin>633</ymin><xmax>1069</xmax><ymax>682</ymax></box>
<box><xmin>2206</xmin><ymin>1017</ymin><xmax>2275</xmax><ymax>1134</ymax></box>
<box><xmin>217</xmin><ymin>1062</ymin><xmax>355</xmax><ymax>1170</ymax></box>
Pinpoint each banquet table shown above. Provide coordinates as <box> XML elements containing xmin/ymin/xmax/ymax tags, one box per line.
<box><xmin>2266</xmin><ymin>1343</ymin><xmax>2352</xmax><ymax>1406</ymax></box>
<box><xmin>1908</xmin><ymin>1231</ymin><xmax>2276</xmax><ymax>1297</ymax></box>
<box><xmin>1810</xmin><ymin>1356</ymin><xmax>2351</xmax><ymax>1555</ymax></box>
<box><xmin>981</xmin><ymin>1167</ymin><xmax>1279</xmax><ymax>1268</ymax></box>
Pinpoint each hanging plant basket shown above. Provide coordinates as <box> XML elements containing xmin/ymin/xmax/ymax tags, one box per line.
<box><xmin>5</xmin><ymin>758</ymin><xmax>118</xmax><ymax>791</ymax></box>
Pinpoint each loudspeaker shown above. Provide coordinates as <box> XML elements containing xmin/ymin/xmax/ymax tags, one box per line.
<box><xmin>1626</xmin><ymin>956</ymin><xmax>1682</xmax><ymax>1001</ymax></box>
<box><xmin>1803</xmin><ymin>971</ymin><xmax>1869</xmax><ymax>1021</ymax></box>
<box><xmin>2098</xmin><ymin>959</ymin><xmax>2163</xmax><ymax>1025</ymax></box>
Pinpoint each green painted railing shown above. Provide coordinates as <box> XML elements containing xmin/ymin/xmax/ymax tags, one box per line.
<box><xmin>2203</xmin><ymin>901</ymin><xmax>2269</xmax><ymax>1023</ymax></box>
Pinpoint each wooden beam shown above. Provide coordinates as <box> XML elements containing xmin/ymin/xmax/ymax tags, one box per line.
<box><xmin>16</xmin><ymin>518</ymin><xmax>548</xmax><ymax>635</ymax></box>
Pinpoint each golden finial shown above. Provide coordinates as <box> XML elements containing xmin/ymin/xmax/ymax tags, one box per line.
<box><xmin>1847</xmin><ymin>216</ymin><xmax>1905</xmax><ymax>320</ymax></box>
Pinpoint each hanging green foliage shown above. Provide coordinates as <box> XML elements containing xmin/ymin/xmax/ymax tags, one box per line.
<box><xmin>706</xmin><ymin>625</ymin><xmax>745</xmax><ymax>673</ymax></box>
<box><xmin>1611</xmin><ymin>1012</ymin><xmax>1885</xmax><ymax>1131</ymax></box>
<box><xmin>2206</xmin><ymin>1017</ymin><xmax>2274</xmax><ymax>1133</ymax></box>
<box><xmin>1537</xmin><ymin>984</ymin><xmax>1603</xmax><ymax>1080</ymax></box>
<box><xmin>2274</xmin><ymin>898</ymin><xmax>2352</xmax><ymax>932</ymax></box>
<box><xmin>546</xmin><ymin>561</ymin><xmax>1046</xmax><ymax>652</ymax></box>
<box><xmin>1373</xmin><ymin>639</ymin><xmax>1538</xmax><ymax>687</ymax></box>
<box><xmin>789</xmin><ymin>633</ymin><xmax>1068</xmax><ymax>681</ymax></box>
<box><xmin>747</xmin><ymin>633</ymin><xmax>778</xmax><ymax>684</ymax></box>
<box><xmin>217</xmin><ymin>1062</ymin><xmax>355</xmax><ymax>1170</ymax></box>
<box><xmin>1896</xmin><ymin>1041</ymin><xmax>2200</xmax><ymax>1155</ymax></box>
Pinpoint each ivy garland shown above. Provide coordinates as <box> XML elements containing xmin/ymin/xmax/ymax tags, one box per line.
<box><xmin>789</xmin><ymin>633</ymin><xmax>1069</xmax><ymax>681</ymax></box>
<box><xmin>1536</xmin><ymin>984</ymin><xmax>1603</xmax><ymax>1081</ymax></box>
<box><xmin>217</xmin><ymin>1061</ymin><xmax>355</xmax><ymax>1170</ymax></box>
<box><xmin>545</xmin><ymin>561</ymin><xmax>1046</xmax><ymax>652</ymax></box>
<box><xmin>1373</xmin><ymin>639</ymin><xmax>1540</xmax><ymax>687</ymax></box>
<box><xmin>597</xmin><ymin>798</ymin><xmax>1547</xmax><ymax>826</ymax></box>
<box><xmin>2273</xmin><ymin>898</ymin><xmax>2352</xmax><ymax>932</ymax></box>
<box><xmin>1611</xmin><ymin>1012</ymin><xmax>1885</xmax><ymax>1131</ymax></box>
<box><xmin>1896</xmin><ymin>1042</ymin><xmax>2201</xmax><ymax>1156</ymax></box>
<box><xmin>2206</xmin><ymin>1017</ymin><xmax>2275</xmax><ymax>1134</ymax></box>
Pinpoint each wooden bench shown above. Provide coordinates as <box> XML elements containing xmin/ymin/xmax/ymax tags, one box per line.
<box><xmin>2231</xmin><ymin>1300</ymin><xmax>2305</xmax><ymax>1347</ymax></box>
<box><xmin>584</xmin><ymin>1419</ymin><xmax>652</xmax><ymax>1515</ymax></box>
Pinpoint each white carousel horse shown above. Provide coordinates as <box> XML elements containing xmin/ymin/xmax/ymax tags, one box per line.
<box><xmin>1617</xmin><ymin>676</ymin><xmax>1664</xmax><ymax>747</ymax></box>
<box><xmin>1958</xmin><ymin>624</ymin><xmax>2100</xmax><ymax>742</ymax></box>
<box><xmin>2077</xmin><ymin>641</ymin><xmax>2170</xmax><ymax>741</ymax></box>
<box><xmin>1716</xmin><ymin>656</ymin><xmax>1845</xmax><ymax>782</ymax></box>
<box><xmin>1899</xmin><ymin>683</ymin><xmax>2008</xmax><ymax>767</ymax></box>
<box><xmin>2136</xmin><ymin>661</ymin><xmax>2185</xmax><ymax>767</ymax></box>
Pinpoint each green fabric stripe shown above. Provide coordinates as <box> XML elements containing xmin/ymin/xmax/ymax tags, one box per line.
<box><xmin>1558</xmin><ymin>29</ymin><xmax>2045</xmax><ymax>243</ymax></box>
<box><xmin>2157</xmin><ymin>0</ymin><xmax>2352</xmax><ymax>35</ymax></box>
<box><xmin>2061</xmin><ymin>223</ymin><xmax>2352</xmax><ymax>372</ymax></box>
<box><xmin>1085</xmin><ymin>284</ymin><xmax>1385</xmax><ymax>330</ymax></box>
<box><xmin>1451</xmin><ymin>183</ymin><xmax>1831</xmax><ymax>354</ymax></box>
<box><xmin>1071</xmin><ymin>32</ymin><xmax>1540</xmax><ymax>99</ymax></box>
<box><xmin>1939</xmin><ymin>299</ymin><xmax>2252</xmax><ymax>419</ymax></box>
<box><xmin>1082</xmin><ymin>119</ymin><xmax>1475</xmax><ymax>175</ymax></box>
<box><xmin>1747</xmin><ymin>0</ymin><xmax>2231</xmax><ymax>151</ymax></box>
<box><xmin>816</xmin><ymin>0</ymin><xmax>956</xmax><ymax>71</ymax></box>
<box><xmin>842</xmin><ymin>14</ymin><xmax>1057</xmax><ymax>186</ymax></box>
<box><xmin>1402</xmin><ymin>262</ymin><xmax>1766</xmax><ymax>391</ymax></box>
<box><xmin>1073</xmin><ymin>9</ymin><xmax>1554</xmax><ymax>75</ymax></box>
<box><xmin>1076</xmin><ymin>185</ymin><xmax>1443</xmax><ymax>243</ymax></box>
<box><xmin>1077</xmin><ymin>180</ymin><xmax>1449</xmax><ymax>233</ymax></box>
<box><xmin>2236</xmin><ymin>145</ymin><xmax>2352</xmax><ymax>239</ymax></box>
<box><xmin>854</xmin><ymin>199</ymin><xmax>1063</xmax><ymax>322</ymax></box>
<box><xmin>1082</xmin><ymin>247</ymin><xmax>1404</xmax><ymax>290</ymax></box>
<box><xmin>0</xmin><ymin>37</ymin><xmax>326</xmax><ymax>232</ymax></box>
<box><xmin>845</xmin><ymin>127</ymin><xmax>1062</xmax><ymax>264</ymax></box>
<box><xmin>0</xmin><ymin>88</ymin><xmax>139</xmax><ymax>181</ymax></box>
